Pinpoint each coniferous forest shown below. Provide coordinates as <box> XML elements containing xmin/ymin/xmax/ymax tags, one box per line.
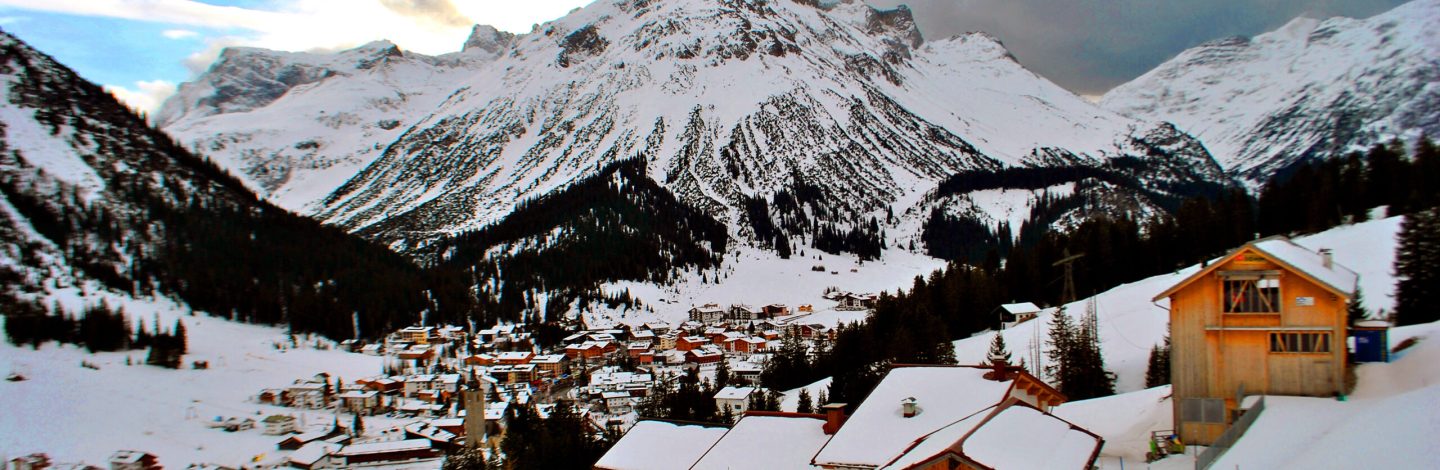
<box><xmin>0</xmin><ymin>35</ymin><xmax>476</xmax><ymax>342</ymax></box>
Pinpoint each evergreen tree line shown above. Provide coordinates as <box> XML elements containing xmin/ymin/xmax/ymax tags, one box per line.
<box><xmin>429</xmin><ymin>158</ymin><xmax>728</xmax><ymax>327</ymax></box>
<box><xmin>443</xmin><ymin>400</ymin><xmax>610</xmax><ymax>470</ymax></box>
<box><xmin>746</xmin><ymin>174</ymin><xmax>890</xmax><ymax>261</ymax></box>
<box><xmin>766</xmin><ymin>139</ymin><xmax>1438</xmax><ymax>410</ymax></box>
<box><xmin>2</xmin><ymin>295</ymin><xmax>189</xmax><ymax>368</ymax></box>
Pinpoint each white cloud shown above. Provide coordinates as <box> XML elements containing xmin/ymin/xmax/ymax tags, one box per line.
<box><xmin>162</xmin><ymin>29</ymin><xmax>199</xmax><ymax>39</ymax></box>
<box><xmin>0</xmin><ymin>0</ymin><xmax>592</xmax><ymax>58</ymax></box>
<box><xmin>0</xmin><ymin>15</ymin><xmax>28</xmax><ymax>25</ymax></box>
<box><xmin>105</xmin><ymin>80</ymin><xmax>178</xmax><ymax>115</ymax></box>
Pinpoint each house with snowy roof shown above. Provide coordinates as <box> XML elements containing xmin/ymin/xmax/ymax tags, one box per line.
<box><xmin>713</xmin><ymin>386</ymin><xmax>758</xmax><ymax>415</ymax></box>
<box><xmin>1152</xmin><ymin>236</ymin><xmax>1359</xmax><ymax>446</ymax></box>
<box><xmin>108</xmin><ymin>451</ymin><xmax>159</xmax><ymax>470</ymax></box>
<box><xmin>995</xmin><ymin>302</ymin><xmax>1042</xmax><ymax>328</ymax></box>
<box><xmin>597</xmin><ymin>364</ymin><xmax>1100</xmax><ymax>470</ymax></box>
<box><xmin>689</xmin><ymin>303</ymin><xmax>726</xmax><ymax>323</ymax></box>
<box><xmin>331</xmin><ymin>439</ymin><xmax>440</xmax><ymax>467</ymax></box>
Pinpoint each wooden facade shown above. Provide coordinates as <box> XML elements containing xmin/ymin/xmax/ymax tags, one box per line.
<box><xmin>1153</xmin><ymin>239</ymin><xmax>1354</xmax><ymax>445</ymax></box>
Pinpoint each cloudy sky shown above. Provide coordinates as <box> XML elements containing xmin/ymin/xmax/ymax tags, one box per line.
<box><xmin>0</xmin><ymin>0</ymin><xmax>1410</xmax><ymax>112</ymax></box>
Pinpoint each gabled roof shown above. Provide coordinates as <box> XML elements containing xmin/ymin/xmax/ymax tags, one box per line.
<box><xmin>883</xmin><ymin>401</ymin><xmax>1102</xmax><ymax>470</ymax></box>
<box><xmin>999</xmin><ymin>302</ymin><xmax>1042</xmax><ymax>315</ymax></box>
<box><xmin>595</xmin><ymin>420</ymin><xmax>728</xmax><ymax>470</ymax></box>
<box><xmin>811</xmin><ymin>366</ymin><xmax>1024</xmax><ymax>468</ymax></box>
<box><xmin>1152</xmin><ymin>236</ymin><xmax>1359</xmax><ymax>302</ymax></box>
<box><xmin>691</xmin><ymin>414</ymin><xmax>829</xmax><ymax>470</ymax></box>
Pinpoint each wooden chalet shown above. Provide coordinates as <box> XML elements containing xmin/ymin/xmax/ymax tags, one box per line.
<box><xmin>1152</xmin><ymin>237</ymin><xmax>1357</xmax><ymax>445</ymax></box>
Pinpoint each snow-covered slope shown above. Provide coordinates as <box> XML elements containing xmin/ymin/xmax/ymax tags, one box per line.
<box><xmin>0</xmin><ymin>288</ymin><xmax>395</xmax><ymax>468</ymax></box>
<box><xmin>1102</xmin><ymin>0</ymin><xmax>1440</xmax><ymax>182</ymax></box>
<box><xmin>158</xmin><ymin>26</ymin><xmax>513</xmax><ymax>212</ymax></box>
<box><xmin>951</xmin><ymin>214</ymin><xmax>1405</xmax><ymax>394</ymax></box>
<box><xmin>944</xmin><ymin>215</ymin><xmax>1408</xmax><ymax>468</ymax></box>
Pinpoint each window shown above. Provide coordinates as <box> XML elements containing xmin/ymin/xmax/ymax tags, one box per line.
<box><xmin>1181</xmin><ymin>398</ymin><xmax>1226</xmax><ymax>423</ymax></box>
<box><xmin>1270</xmin><ymin>332</ymin><xmax>1331</xmax><ymax>353</ymax></box>
<box><xmin>1223</xmin><ymin>274</ymin><xmax>1280</xmax><ymax>313</ymax></box>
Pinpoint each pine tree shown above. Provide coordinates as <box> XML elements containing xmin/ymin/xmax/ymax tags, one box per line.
<box><xmin>1395</xmin><ymin>207</ymin><xmax>1440</xmax><ymax>326</ymax></box>
<box><xmin>173</xmin><ymin>319</ymin><xmax>187</xmax><ymax>355</ymax></box>
<box><xmin>984</xmin><ymin>332</ymin><xmax>1012</xmax><ymax>365</ymax></box>
<box><xmin>797</xmin><ymin>388</ymin><xmax>814</xmax><ymax>414</ymax></box>
<box><xmin>352</xmin><ymin>413</ymin><xmax>365</xmax><ymax>437</ymax></box>
<box><xmin>1044</xmin><ymin>306</ymin><xmax>1075</xmax><ymax>387</ymax></box>
<box><xmin>1145</xmin><ymin>334</ymin><xmax>1171</xmax><ymax>388</ymax></box>
<box><xmin>715</xmin><ymin>359</ymin><xmax>731</xmax><ymax>389</ymax></box>
<box><xmin>1347</xmin><ymin>287</ymin><xmax>1369</xmax><ymax>325</ymax></box>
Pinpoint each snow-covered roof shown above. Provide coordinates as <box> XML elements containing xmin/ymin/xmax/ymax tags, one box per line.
<box><xmin>880</xmin><ymin>406</ymin><xmax>994</xmax><ymax>469</ymax></box>
<box><xmin>337</xmin><ymin>439</ymin><xmax>433</xmax><ymax>456</ymax></box>
<box><xmin>594</xmin><ymin>420</ymin><xmax>728</xmax><ymax>470</ymax></box>
<box><xmin>338</xmin><ymin>390</ymin><xmax>377</xmax><ymax>399</ymax></box>
<box><xmin>603</xmin><ymin>391</ymin><xmax>633</xmax><ymax>400</ymax></box>
<box><xmin>1154</xmin><ymin>236</ymin><xmax>1360</xmax><ymax>301</ymax></box>
<box><xmin>497</xmin><ymin>351</ymin><xmax>532</xmax><ymax>360</ymax></box>
<box><xmin>812</xmin><ymin>366</ymin><xmax>1016</xmax><ymax>468</ymax></box>
<box><xmin>959</xmin><ymin>405</ymin><xmax>1101</xmax><ymax>470</ymax></box>
<box><xmin>288</xmin><ymin>442</ymin><xmax>340</xmax><ymax>466</ymax></box>
<box><xmin>109</xmin><ymin>450</ymin><xmax>151</xmax><ymax>464</ymax></box>
<box><xmin>1000</xmin><ymin>302</ymin><xmax>1042</xmax><ymax>314</ymax></box>
<box><xmin>692</xmin><ymin>415</ymin><xmax>829</xmax><ymax>470</ymax></box>
<box><xmin>1252</xmin><ymin>238</ymin><xmax>1359</xmax><ymax>295</ymax></box>
<box><xmin>714</xmin><ymin>386</ymin><xmax>755</xmax><ymax>401</ymax></box>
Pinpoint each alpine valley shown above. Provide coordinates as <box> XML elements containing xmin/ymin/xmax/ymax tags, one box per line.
<box><xmin>3</xmin><ymin>0</ymin><xmax>1440</xmax><ymax>468</ymax></box>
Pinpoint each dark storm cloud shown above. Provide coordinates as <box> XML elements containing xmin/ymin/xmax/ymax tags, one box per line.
<box><xmin>379</xmin><ymin>0</ymin><xmax>471</xmax><ymax>28</ymax></box>
<box><xmin>865</xmin><ymin>0</ymin><xmax>1409</xmax><ymax>94</ymax></box>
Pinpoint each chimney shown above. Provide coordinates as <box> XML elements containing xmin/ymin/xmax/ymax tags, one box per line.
<box><xmin>822</xmin><ymin>403</ymin><xmax>848</xmax><ymax>435</ymax></box>
<box><xmin>901</xmin><ymin>397</ymin><xmax>918</xmax><ymax>418</ymax></box>
<box><xmin>984</xmin><ymin>355</ymin><xmax>1013</xmax><ymax>381</ymax></box>
<box><xmin>1320</xmin><ymin>248</ymin><xmax>1333</xmax><ymax>269</ymax></box>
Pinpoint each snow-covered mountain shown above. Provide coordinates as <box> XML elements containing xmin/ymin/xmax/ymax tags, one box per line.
<box><xmin>160</xmin><ymin>0</ymin><xmax>1225</xmax><ymax>251</ymax></box>
<box><xmin>157</xmin><ymin>25</ymin><xmax>514</xmax><ymax>211</ymax></box>
<box><xmin>0</xmin><ymin>29</ymin><xmax>470</xmax><ymax>339</ymax></box>
<box><xmin>1102</xmin><ymin>0</ymin><xmax>1440</xmax><ymax>182</ymax></box>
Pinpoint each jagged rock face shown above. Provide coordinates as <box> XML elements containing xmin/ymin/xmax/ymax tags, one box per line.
<box><xmin>160</xmin><ymin>0</ymin><xmax>1228</xmax><ymax>253</ymax></box>
<box><xmin>1102</xmin><ymin>0</ymin><xmax>1440</xmax><ymax>183</ymax></box>
<box><xmin>159</xmin><ymin>37</ymin><xmax>508</xmax><ymax>211</ymax></box>
<box><xmin>305</xmin><ymin>0</ymin><xmax>1200</xmax><ymax>248</ymax></box>
<box><xmin>463</xmin><ymin>25</ymin><xmax>516</xmax><ymax>54</ymax></box>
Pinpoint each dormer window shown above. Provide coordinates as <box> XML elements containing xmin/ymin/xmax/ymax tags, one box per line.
<box><xmin>1220</xmin><ymin>270</ymin><xmax>1280</xmax><ymax>313</ymax></box>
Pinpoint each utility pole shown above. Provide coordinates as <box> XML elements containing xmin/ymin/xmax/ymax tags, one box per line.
<box><xmin>1053</xmin><ymin>249</ymin><xmax>1085</xmax><ymax>304</ymax></box>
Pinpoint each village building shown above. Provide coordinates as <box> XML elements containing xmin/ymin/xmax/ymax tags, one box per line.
<box><xmin>565</xmin><ymin>341</ymin><xmax>617</xmax><ymax>359</ymax></box>
<box><xmin>286</xmin><ymin>442</ymin><xmax>339</xmax><ymax>470</ymax></box>
<box><xmin>995</xmin><ymin>302</ymin><xmax>1042</xmax><ymax>329</ymax></box>
<box><xmin>403</xmin><ymin>375</ymin><xmax>437</xmax><ymax>397</ymax></box>
<box><xmin>600</xmin><ymin>364</ymin><xmax>1095</xmax><ymax>469</ymax></box>
<box><xmin>395</xmin><ymin>326</ymin><xmax>435</xmax><ymax>344</ymax></box>
<box><xmin>688</xmin><ymin>304</ymin><xmax>726</xmax><ymax>323</ymax></box>
<box><xmin>655</xmin><ymin>333</ymin><xmax>678</xmax><ymax>351</ymax></box>
<box><xmin>261</xmin><ymin>415</ymin><xmax>297</xmax><ymax>435</ymax></box>
<box><xmin>675</xmin><ymin>336</ymin><xmax>709</xmax><ymax>352</ymax></box>
<box><xmin>836</xmin><ymin>292</ymin><xmax>878</xmax><ymax>311</ymax></box>
<box><xmin>1152</xmin><ymin>237</ymin><xmax>1359</xmax><ymax>445</ymax></box>
<box><xmin>108</xmin><ymin>451</ymin><xmax>160</xmax><ymax>470</ymax></box>
<box><xmin>643</xmin><ymin>322</ymin><xmax>673</xmax><ymax>335</ymax></box>
<box><xmin>530</xmin><ymin>354</ymin><xmax>567</xmax><ymax>376</ymax></box>
<box><xmin>495</xmin><ymin>351</ymin><xmax>534</xmax><ymax>365</ymax></box>
<box><xmin>762</xmin><ymin>304</ymin><xmax>790</xmax><ymax>318</ymax></box>
<box><xmin>727</xmin><ymin>304</ymin><xmax>758</xmax><ymax>321</ymax></box>
<box><xmin>338</xmin><ymin>390</ymin><xmax>381</xmax><ymax>415</ymax></box>
<box><xmin>404</xmin><ymin>421</ymin><xmax>459</xmax><ymax>451</ymax></box>
<box><xmin>685</xmin><ymin>346</ymin><xmax>724</xmax><ymax>364</ymax></box>
<box><xmin>713</xmin><ymin>386</ymin><xmax>756</xmax><ymax>415</ymax></box>
<box><xmin>604</xmin><ymin>391</ymin><xmax>636</xmax><ymax>414</ymax></box>
<box><xmin>330</xmin><ymin>440</ymin><xmax>440</xmax><ymax>468</ymax></box>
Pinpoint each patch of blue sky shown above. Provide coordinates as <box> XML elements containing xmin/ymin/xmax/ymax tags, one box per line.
<box><xmin>0</xmin><ymin>8</ymin><xmax>233</xmax><ymax>87</ymax></box>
